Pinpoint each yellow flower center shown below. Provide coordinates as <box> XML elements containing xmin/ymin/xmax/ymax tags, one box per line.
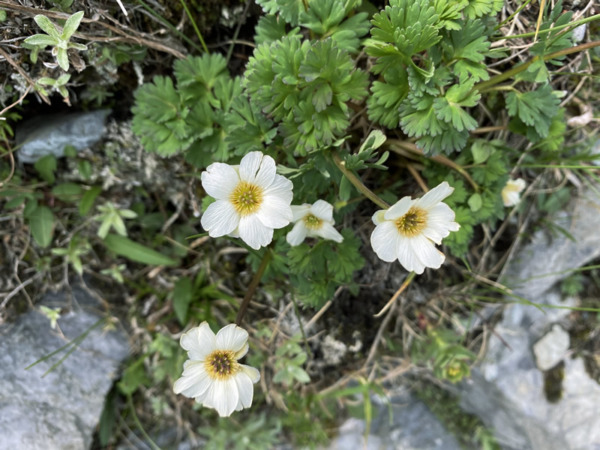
<box><xmin>303</xmin><ymin>213</ymin><xmax>323</xmax><ymax>230</ymax></box>
<box><xmin>230</xmin><ymin>181</ymin><xmax>263</xmax><ymax>216</ymax></box>
<box><xmin>205</xmin><ymin>350</ymin><xmax>237</xmax><ymax>380</ymax></box>
<box><xmin>395</xmin><ymin>207</ymin><xmax>428</xmax><ymax>237</ymax></box>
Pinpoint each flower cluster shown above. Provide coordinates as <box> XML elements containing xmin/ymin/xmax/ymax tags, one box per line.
<box><xmin>201</xmin><ymin>151</ymin><xmax>344</xmax><ymax>250</ymax></box>
<box><xmin>200</xmin><ymin>152</ymin><xmax>463</xmax><ymax>274</ymax></box>
<box><xmin>173</xmin><ymin>322</ymin><xmax>260</xmax><ymax>417</ymax></box>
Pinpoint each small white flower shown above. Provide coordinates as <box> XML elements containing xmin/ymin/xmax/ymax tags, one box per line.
<box><xmin>502</xmin><ymin>178</ymin><xmax>526</xmax><ymax>207</ymax></box>
<box><xmin>286</xmin><ymin>200</ymin><xmax>344</xmax><ymax>246</ymax></box>
<box><xmin>201</xmin><ymin>151</ymin><xmax>293</xmax><ymax>250</ymax></box>
<box><xmin>173</xmin><ymin>322</ymin><xmax>260</xmax><ymax>417</ymax></box>
<box><xmin>370</xmin><ymin>182</ymin><xmax>460</xmax><ymax>274</ymax></box>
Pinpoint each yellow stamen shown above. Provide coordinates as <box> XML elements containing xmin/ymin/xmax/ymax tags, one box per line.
<box><xmin>230</xmin><ymin>181</ymin><xmax>263</xmax><ymax>216</ymax></box>
<box><xmin>205</xmin><ymin>350</ymin><xmax>238</xmax><ymax>380</ymax></box>
<box><xmin>395</xmin><ymin>207</ymin><xmax>427</xmax><ymax>237</ymax></box>
<box><xmin>303</xmin><ymin>213</ymin><xmax>323</xmax><ymax>230</ymax></box>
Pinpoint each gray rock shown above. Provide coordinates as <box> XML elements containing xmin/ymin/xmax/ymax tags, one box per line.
<box><xmin>16</xmin><ymin>110</ymin><xmax>110</xmax><ymax>163</ymax></box>
<box><xmin>454</xmin><ymin>184</ymin><xmax>600</xmax><ymax>450</ymax></box>
<box><xmin>329</xmin><ymin>388</ymin><xmax>461</xmax><ymax>450</ymax></box>
<box><xmin>0</xmin><ymin>287</ymin><xmax>129</xmax><ymax>450</ymax></box>
<box><xmin>533</xmin><ymin>324</ymin><xmax>570</xmax><ymax>371</ymax></box>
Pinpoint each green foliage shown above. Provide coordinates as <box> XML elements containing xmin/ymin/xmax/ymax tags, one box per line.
<box><xmin>287</xmin><ymin>229</ymin><xmax>364</xmax><ymax>307</ymax></box>
<box><xmin>506</xmin><ymin>85</ymin><xmax>562</xmax><ymax>142</ymax></box>
<box><xmin>24</xmin><ymin>11</ymin><xmax>87</xmax><ymax>71</ymax></box>
<box><xmin>198</xmin><ymin>413</ymin><xmax>282</xmax><ymax>450</ymax></box>
<box><xmin>103</xmin><ymin>234</ymin><xmax>179</xmax><ymax>266</ymax></box>
<box><xmin>95</xmin><ymin>202</ymin><xmax>137</xmax><ymax>238</ymax></box>
<box><xmin>51</xmin><ymin>235</ymin><xmax>90</xmax><ymax>275</ymax></box>
<box><xmin>273</xmin><ymin>336</ymin><xmax>311</xmax><ymax>385</ymax></box>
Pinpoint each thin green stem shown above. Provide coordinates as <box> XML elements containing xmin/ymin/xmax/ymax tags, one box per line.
<box><xmin>493</xmin><ymin>13</ymin><xmax>600</xmax><ymax>41</ymax></box>
<box><xmin>227</xmin><ymin>0</ymin><xmax>252</xmax><ymax>63</ymax></box>
<box><xmin>178</xmin><ymin>0</ymin><xmax>208</xmax><ymax>53</ymax></box>
<box><xmin>331</xmin><ymin>151</ymin><xmax>389</xmax><ymax>210</ymax></box>
<box><xmin>137</xmin><ymin>0</ymin><xmax>203</xmax><ymax>54</ymax></box>
<box><xmin>236</xmin><ymin>249</ymin><xmax>271</xmax><ymax>325</ymax></box>
<box><xmin>495</xmin><ymin>0</ymin><xmax>535</xmax><ymax>30</ymax></box>
<box><xmin>127</xmin><ymin>394</ymin><xmax>161</xmax><ymax>450</ymax></box>
<box><xmin>474</xmin><ymin>40</ymin><xmax>600</xmax><ymax>93</ymax></box>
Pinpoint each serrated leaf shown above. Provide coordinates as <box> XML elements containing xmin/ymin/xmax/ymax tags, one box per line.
<box><xmin>505</xmin><ymin>85</ymin><xmax>560</xmax><ymax>138</ymax></box>
<box><xmin>103</xmin><ymin>234</ymin><xmax>178</xmax><ymax>266</ymax></box>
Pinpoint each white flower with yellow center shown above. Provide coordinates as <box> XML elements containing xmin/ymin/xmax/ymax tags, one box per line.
<box><xmin>286</xmin><ymin>200</ymin><xmax>344</xmax><ymax>246</ymax></box>
<box><xmin>201</xmin><ymin>151</ymin><xmax>293</xmax><ymax>250</ymax></box>
<box><xmin>370</xmin><ymin>182</ymin><xmax>460</xmax><ymax>274</ymax></box>
<box><xmin>501</xmin><ymin>178</ymin><xmax>526</xmax><ymax>207</ymax></box>
<box><xmin>173</xmin><ymin>322</ymin><xmax>260</xmax><ymax>417</ymax></box>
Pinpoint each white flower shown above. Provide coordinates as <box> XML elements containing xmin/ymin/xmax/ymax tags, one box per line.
<box><xmin>370</xmin><ymin>182</ymin><xmax>460</xmax><ymax>274</ymax></box>
<box><xmin>286</xmin><ymin>200</ymin><xmax>344</xmax><ymax>246</ymax></box>
<box><xmin>173</xmin><ymin>322</ymin><xmax>260</xmax><ymax>417</ymax></box>
<box><xmin>502</xmin><ymin>178</ymin><xmax>526</xmax><ymax>207</ymax></box>
<box><xmin>201</xmin><ymin>151</ymin><xmax>293</xmax><ymax>250</ymax></box>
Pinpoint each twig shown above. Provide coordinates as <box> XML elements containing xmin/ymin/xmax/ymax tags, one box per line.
<box><xmin>235</xmin><ymin>250</ymin><xmax>271</xmax><ymax>325</ymax></box>
<box><xmin>0</xmin><ymin>47</ymin><xmax>50</xmax><ymax>105</ymax></box>
<box><xmin>374</xmin><ymin>272</ymin><xmax>416</xmax><ymax>318</ymax></box>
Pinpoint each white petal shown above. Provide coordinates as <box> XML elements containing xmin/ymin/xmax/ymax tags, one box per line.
<box><xmin>240</xmin><ymin>364</ymin><xmax>261</xmax><ymax>383</ymax></box>
<box><xmin>385</xmin><ymin>196</ymin><xmax>414</xmax><ymax>220</ymax></box>
<box><xmin>291</xmin><ymin>204</ymin><xmax>311</xmax><ymax>222</ymax></box>
<box><xmin>233</xmin><ymin>371</ymin><xmax>254</xmax><ymax>409</ymax></box>
<box><xmin>256</xmin><ymin>194</ymin><xmax>293</xmax><ymax>229</ymax></box>
<box><xmin>370</xmin><ymin>221</ymin><xmax>400</xmax><ymax>263</ymax></box>
<box><xmin>215</xmin><ymin>324</ymin><xmax>249</xmax><ymax>353</ymax></box>
<box><xmin>204</xmin><ymin>378</ymin><xmax>239</xmax><ymax>417</ymax></box>
<box><xmin>262</xmin><ymin>174</ymin><xmax>293</xmax><ymax>206</ymax></box>
<box><xmin>234</xmin><ymin>342</ymin><xmax>249</xmax><ymax>360</ymax></box>
<box><xmin>415</xmin><ymin>182</ymin><xmax>454</xmax><ymax>209</ymax></box>
<box><xmin>180</xmin><ymin>322</ymin><xmax>216</xmax><ymax>360</ymax></box>
<box><xmin>422</xmin><ymin>204</ymin><xmax>459</xmax><ymax>244</ymax></box>
<box><xmin>201</xmin><ymin>200</ymin><xmax>240</xmax><ymax>237</ymax></box>
<box><xmin>239</xmin><ymin>152</ymin><xmax>276</xmax><ymax>188</ymax></box>
<box><xmin>372</xmin><ymin>209</ymin><xmax>387</xmax><ymax>225</ymax></box>
<box><xmin>410</xmin><ymin>234</ymin><xmax>445</xmax><ymax>270</ymax></box>
<box><xmin>396</xmin><ymin>235</ymin><xmax>425</xmax><ymax>274</ymax></box>
<box><xmin>238</xmin><ymin>215</ymin><xmax>274</xmax><ymax>250</ymax></box>
<box><xmin>286</xmin><ymin>221</ymin><xmax>308</xmax><ymax>246</ymax></box>
<box><xmin>310</xmin><ymin>200</ymin><xmax>334</xmax><ymax>222</ymax></box>
<box><xmin>201</xmin><ymin>163</ymin><xmax>239</xmax><ymax>200</ymax></box>
<box><xmin>316</xmin><ymin>223</ymin><xmax>344</xmax><ymax>243</ymax></box>
<box><xmin>173</xmin><ymin>361</ymin><xmax>212</xmax><ymax>398</ymax></box>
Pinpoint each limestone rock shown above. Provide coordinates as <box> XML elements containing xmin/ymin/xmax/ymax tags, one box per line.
<box><xmin>0</xmin><ymin>287</ymin><xmax>129</xmax><ymax>450</ymax></box>
<box><xmin>16</xmin><ymin>110</ymin><xmax>110</xmax><ymax>163</ymax></box>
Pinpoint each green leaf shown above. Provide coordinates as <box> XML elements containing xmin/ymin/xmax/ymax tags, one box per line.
<box><xmin>52</xmin><ymin>182</ymin><xmax>83</xmax><ymax>202</ymax></box>
<box><xmin>433</xmin><ymin>82</ymin><xmax>480</xmax><ymax>132</ymax></box>
<box><xmin>29</xmin><ymin>205</ymin><xmax>55</xmax><ymax>248</ymax></box>
<box><xmin>23</xmin><ymin>34</ymin><xmax>58</xmax><ymax>47</ymax></box>
<box><xmin>79</xmin><ymin>186</ymin><xmax>102</xmax><ymax>216</ymax></box>
<box><xmin>173</xmin><ymin>277</ymin><xmax>193</xmax><ymax>325</ymax></box>
<box><xmin>463</xmin><ymin>0</ymin><xmax>503</xmax><ymax>19</ymax></box>
<box><xmin>56</xmin><ymin>47</ymin><xmax>69</xmax><ymax>71</ymax></box>
<box><xmin>468</xmin><ymin>193</ymin><xmax>482</xmax><ymax>211</ymax></box>
<box><xmin>103</xmin><ymin>234</ymin><xmax>178</xmax><ymax>266</ymax></box>
<box><xmin>33</xmin><ymin>15</ymin><xmax>61</xmax><ymax>39</ymax></box>
<box><xmin>255</xmin><ymin>14</ymin><xmax>298</xmax><ymax>45</ymax></box>
<box><xmin>34</xmin><ymin>154</ymin><xmax>57</xmax><ymax>184</ymax></box>
<box><xmin>60</xmin><ymin>11</ymin><xmax>84</xmax><ymax>41</ymax></box>
<box><xmin>255</xmin><ymin>0</ymin><xmax>306</xmax><ymax>26</ymax></box>
<box><xmin>505</xmin><ymin>85</ymin><xmax>560</xmax><ymax>138</ymax></box>
<box><xmin>118</xmin><ymin>357</ymin><xmax>150</xmax><ymax>396</ymax></box>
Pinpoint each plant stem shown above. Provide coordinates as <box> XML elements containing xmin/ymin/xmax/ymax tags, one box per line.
<box><xmin>127</xmin><ymin>394</ymin><xmax>161</xmax><ymax>450</ymax></box>
<box><xmin>178</xmin><ymin>0</ymin><xmax>208</xmax><ymax>53</ymax></box>
<box><xmin>388</xmin><ymin>140</ymin><xmax>480</xmax><ymax>192</ymax></box>
<box><xmin>331</xmin><ymin>151</ymin><xmax>389</xmax><ymax>210</ymax></box>
<box><xmin>474</xmin><ymin>40</ymin><xmax>600</xmax><ymax>93</ymax></box>
<box><xmin>374</xmin><ymin>271</ymin><xmax>416</xmax><ymax>318</ymax></box>
<box><xmin>235</xmin><ymin>249</ymin><xmax>271</xmax><ymax>325</ymax></box>
<box><xmin>494</xmin><ymin>14</ymin><xmax>600</xmax><ymax>41</ymax></box>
